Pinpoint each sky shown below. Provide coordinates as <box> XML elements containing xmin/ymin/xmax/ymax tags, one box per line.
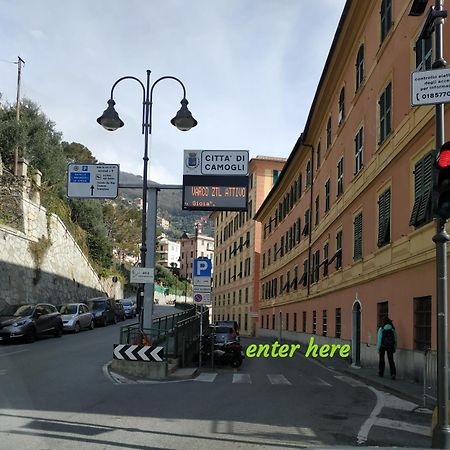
<box><xmin>0</xmin><ymin>0</ymin><xmax>346</xmax><ymax>185</ymax></box>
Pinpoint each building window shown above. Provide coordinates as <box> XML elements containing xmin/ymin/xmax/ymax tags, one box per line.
<box><xmin>312</xmin><ymin>249</ymin><xmax>320</xmax><ymax>283</ymax></box>
<box><xmin>286</xmin><ymin>313</ymin><xmax>289</xmax><ymax>331</ymax></box>
<box><xmin>273</xmin><ymin>170</ymin><xmax>281</xmax><ymax>185</ymax></box>
<box><xmin>315</xmin><ymin>195</ymin><xmax>319</xmax><ymax>226</ymax></box>
<box><xmin>414</xmin><ymin>296</ymin><xmax>431</xmax><ymax>351</ymax></box>
<box><xmin>336</xmin><ymin>230</ymin><xmax>343</xmax><ymax>269</ymax></box>
<box><xmin>325</xmin><ymin>179</ymin><xmax>330</xmax><ymax>212</ymax></box>
<box><xmin>294</xmin><ymin>312</ymin><xmax>297</xmax><ymax>332</ymax></box>
<box><xmin>377</xmin><ymin>188</ymin><xmax>391</xmax><ymax>247</ymax></box>
<box><xmin>301</xmin><ymin>259</ymin><xmax>308</xmax><ymax>287</ymax></box>
<box><xmin>338</xmin><ymin>87</ymin><xmax>345</xmax><ymax>124</ymax></box>
<box><xmin>312</xmin><ymin>310</ymin><xmax>317</xmax><ymax>334</ymax></box>
<box><xmin>379</xmin><ymin>82</ymin><xmax>392</xmax><ymax>145</ymax></box>
<box><xmin>317</xmin><ymin>142</ymin><xmax>321</xmax><ymax>169</ymax></box>
<box><xmin>377</xmin><ymin>301</ymin><xmax>389</xmax><ymax>328</ymax></box>
<box><xmin>303</xmin><ymin>209</ymin><xmax>310</xmax><ymax>236</ymax></box>
<box><xmin>381</xmin><ymin>0</ymin><xmax>392</xmax><ymax>42</ymax></box>
<box><xmin>337</xmin><ymin>157</ymin><xmax>344</xmax><ymax>197</ymax></box>
<box><xmin>356</xmin><ymin>44</ymin><xmax>364</xmax><ymax>90</ymax></box>
<box><xmin>335</xmin><ymin>308</ymin><xmax>341</xmax><ymax>338</ymax></box>
<box><xmin>322</xmin><ymin>310</ymin><xmax>328</xmax><ymax>336</ymax></box>
<box><xmin>416</xmin><ymin>35</ymin><xmax>432</xmax><ymax>71</ymax></box>
<box><xmin>306</xmin><ymin>161</ymin><xmax>311</xmax><ymax>187</ymax></box>
<box><xmin>302</xmin><ymin>311</ymin><xmax>307</xmax><ymax>332</ymax></box>
<box><xmin>355</xmin><ymin>127</ymin><xmax>364</xmax><ymax>175</ymax></box>
<box><xmin>353</xmin><ymin>212</ymin><xmax>363</xmax><ymax>261</ymax></box>
<box><xmin>296</xmin><ymin>218</ymin><xmax>301</xmax><ymax>243</ymax></box>
<box><xmin>326</xmin><ymin>116</ymin><xmax>332</xmax><ymax>149</ymax></box>
<box><xmin>410</xmin><ymin>151</ymin><xmax>433</xmax><ymax>228</ymax></box>
<box><xmin>272</xmin><ymin>314</ymin><xmax>275</xmax><ymax>330</ymax></box>
<box><xmin>323</xmin><ymin>242</ymin><xmax>329</xmax><ymax>277</ymax></box>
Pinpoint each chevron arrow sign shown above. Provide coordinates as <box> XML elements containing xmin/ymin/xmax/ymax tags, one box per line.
<box><xmin>113</xmin><ymin>344</ymin><xmax>164</xmax><ymax>362</ymax></box>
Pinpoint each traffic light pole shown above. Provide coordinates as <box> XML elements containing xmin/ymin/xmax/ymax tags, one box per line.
<box><xmin>432</xmin><ymin>0</ymin><xmax>450</xmax><ymax>447</ymax></box>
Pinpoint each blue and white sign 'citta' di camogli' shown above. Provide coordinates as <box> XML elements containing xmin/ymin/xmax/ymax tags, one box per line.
<box><xmin>183</xmin><ymin>150</ymin><xmax>249</xmax><ymax>176</ymax></box>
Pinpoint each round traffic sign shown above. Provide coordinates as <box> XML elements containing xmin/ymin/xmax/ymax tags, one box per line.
<box><xmin>194</xmin><ymin>294</ymin><xmax>203</xmax><ymax>303</ymax></box>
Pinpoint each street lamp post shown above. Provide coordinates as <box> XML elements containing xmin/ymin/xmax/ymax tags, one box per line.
<box><xmin>97</xmin><ymin>70</ymin><xmax>197</xmax><ymax>334</ymax></box>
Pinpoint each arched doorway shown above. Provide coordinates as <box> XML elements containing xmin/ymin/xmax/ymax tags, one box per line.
<box><xmin>352</xmin><ymin>301</ymin><xmax>361</xmax><ymax>366</ymax></box>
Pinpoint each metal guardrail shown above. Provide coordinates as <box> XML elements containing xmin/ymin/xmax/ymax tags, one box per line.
<box><xmin>119</xmin><ymin>304</ymin><xmax>208</xmax><ymax>366</ymax></box>
<box><xmin>423</xmin><ymin>349</ymin><xmax>437</xmax><ymax>407</ymax></box>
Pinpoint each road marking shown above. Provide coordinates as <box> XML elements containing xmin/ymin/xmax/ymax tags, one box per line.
<box><xmin>232</xmin><ymin>373</ymin><xmax>251</xmax><ymax>384</ymax></box>
<box><xmin>383</xmin><ymin>393</ymin><xmax>418</xmax><ymax>411</ymax></box>
<box><xmin>0</xmin><ymin>369</ymin><xmax>6</xmax><ymax>375</ymax></box>
<box><xmin>267</xmin><ymin>374</ymin><xmax>291</xmax><ymax>385</ymax></box>
<box><xmin>356</xmin><ymin>386</ymin><xmax>384</xmax><ymax>445</ymax></box>
<box><xmin>334</xmin><ymin>375</ymin><xmax>366</xmax><ymax>387</ymax></box>
<box><xmin>0</xmin><ymin>349</ymin><xmax>28</xmax><ymax>357</ymax></box>
<box><xmin>195</xmin><ymin>372</ymin><xmax>217</xmax><ymax>382</ymax></box>
<box><xmin>314</xmin><ymin>377</ymin><xmax>332</xmax><ymax>387</ymax></box>
<box><xmin>374</xmin><ymin>417</ymin><xmax>430</xmax><ymax>437</ymax></box>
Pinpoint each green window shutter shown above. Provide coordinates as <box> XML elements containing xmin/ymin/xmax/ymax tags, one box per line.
<box><xmin>378</xmin><ymin>189</ymin><xmax>390</xmax><ymax>247</ymax></box>
<box><xmin>416</xmin><ymin>153</ymin><xmax>433</xmax><ymax>225</ymax></box>
<box><xmin>377</xmin><ymin>192</ymin><xmax>385</xmax><ymax>247</ymax></box>
<box><xmin>410</xmin><ymin>158</ymin><xmax>424</xmax><ymax>226</ymax></box>
<box><xmin>354</xmin><ymin>213</ymin><xmax>363</xmax><ymax>260</ymax></box>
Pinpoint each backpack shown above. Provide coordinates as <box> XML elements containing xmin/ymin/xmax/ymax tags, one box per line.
<box><xmin>381</xmin><ymin>328</ymin><xmax>395</xmax><ymax>349</ymax></box>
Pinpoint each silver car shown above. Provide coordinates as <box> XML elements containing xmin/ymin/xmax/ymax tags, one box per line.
<box><xmin>59</xmin><ymin>303</ymin><xmax>94</xmax><ymax>333</ymax></box>
<box><xmin>120</xmin><ymin>299</ymin><xmax>137</xmax><ymax>318</ymax></box>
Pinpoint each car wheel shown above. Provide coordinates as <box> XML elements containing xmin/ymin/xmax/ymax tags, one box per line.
<box><xmin>231</xmin><ymin>356</ymin><xmax>243</xmax><ymax>368</ymax></box>
<box><xmin>25</xmin><ymin>328</ymin><xmax>36</xmax><ymax>344</ymax></box>
<box><xmin>74</xmin><ymin>322</ymin><xmax>81</xmax><ymax>333</ymax></box>
<box><xmin>54</xmin><ymin>324</ymin><xmax>63</xmax><ymax>338</ymax></box>
<box><xmin>89</xmin><ymin>320</ymin><xmax>95</xmax><ymax>330</ymax></box>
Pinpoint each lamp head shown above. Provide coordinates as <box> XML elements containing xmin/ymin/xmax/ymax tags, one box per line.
<box><xmin>97</xmin><ymin>99</ymin><xmax>124</xmax><ymax>131</ymax></box>
<box><xmin>171</xmin><ymin>98</ymin><xmax>198</xmax><ymax>131</ymax></box>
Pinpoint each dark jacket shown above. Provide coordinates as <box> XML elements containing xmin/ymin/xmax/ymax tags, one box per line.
<box><xmin>377</xmin><ymin>323</ymin><xmax>397</xmax><ymax>351</ymax></box>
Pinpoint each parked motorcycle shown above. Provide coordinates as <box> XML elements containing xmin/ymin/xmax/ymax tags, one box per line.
<box><xmin>201</xmin><ymin>334</ymin><xmax>244</xmax><ymax>368</ymax></box>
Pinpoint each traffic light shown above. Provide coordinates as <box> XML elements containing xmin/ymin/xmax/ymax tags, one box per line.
<box><xmin>436</xmin><ymin>141</ymin><xmax>450</xmax><ymax>220</ymax></box>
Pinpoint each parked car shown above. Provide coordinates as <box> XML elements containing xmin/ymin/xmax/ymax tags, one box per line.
<box><xmin>86</xmin><ymin>297</ymin><xmax>118</xmax><ymax>327</ymax></box>
<box><xmin>114</xmin><ymin>301</ymin><xmax>126</xmax><ymax>321</ymax></box>
<box><xmin>215</xmin><ymin>320</ymin><xmax>240</xmax><ymax>341</ymax></box>
<box><xmin>212</xmin><ymin>325</ymin><xmax>238</xmax><ymax>346</ymax></box>
<box><xmin>0</xmin><ymin>303</ymin><xmax>63</xmax><ymax>343</ymax></box>
<box><xmin>59</xmin><ymin>303</ymin><xmax>94</xmax><ymax>332</ymax></box>
<box><xmin>119</xmin><ymin>299</ymin><xmax>137</xmax><ymax>319</ymax></box>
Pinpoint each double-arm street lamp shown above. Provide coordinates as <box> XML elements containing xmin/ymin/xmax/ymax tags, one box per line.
<box><xmin>97</xmin><ymin>69</ymin><xmax>197</xmax><ymax>334</ymax></box>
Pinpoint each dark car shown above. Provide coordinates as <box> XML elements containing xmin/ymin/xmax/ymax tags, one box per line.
<box><xmin>114</xmin><ymin>301</ymin><xmax>126</xmax><ymax>321</ymax></box>
<box><xmin>119</xmin><ymin>299</ymin><xmax>136</xmax><ymax>319</ymax></box>
<box><xmin>0</xmin><ymin>303</ymin><xmax>63</xmax><ymax>343</ymax></box>
<box><xmin>213</xmin><ymin>326</ymin><xmax>238</xmax><ymax>346</ymax></box>
<box><xmin>87</xmin><ymin>297</ymin><xmax>118</xmax><ymax>327</ymax></box>
<box><xmin>215</xmin><ymin>320</ymin><xmax>240</xmax><ymax>340</ymax></box>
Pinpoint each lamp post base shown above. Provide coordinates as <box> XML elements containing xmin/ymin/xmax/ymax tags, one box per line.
<box><xmin>432</xmin><ymin>425</ymin><xmax>450</xmax><ymax>449</ymax></box>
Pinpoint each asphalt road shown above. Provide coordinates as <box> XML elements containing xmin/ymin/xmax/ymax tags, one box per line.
<box><xmin>0</xmin><ymin>309</ymin><xmax>432</xmax><ymax>449</ymax></box>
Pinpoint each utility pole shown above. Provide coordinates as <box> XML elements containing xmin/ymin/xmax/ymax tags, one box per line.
<box><xmin>431</xmin><ymin>1</ymin><xmax>450</xmax><ymax>447</ymax></box>
<box><xmin>14</xmin><ymin>56</ymin><xmax>25</xmax><ymax>176</ymax></box>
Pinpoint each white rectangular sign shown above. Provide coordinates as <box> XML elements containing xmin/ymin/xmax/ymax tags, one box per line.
<box><xmin>193</xmin><ymin>292</ymin><xmax>211</xmax><ymax>305</ymax></box>
<box><xmin>130</xmin><ymin>268</ymin><xmax>155</xmax><ymax>284</ymax></box>
<box><xmin>411</xmin><ymin>67</ymin><xmax>450</xmax><ymax>106</ymax></box>
<box><xmin>183</xmin><ymin>150</ymin><xmax>249</xmax><ymax>176</ymax></box>
<box><xmin>192</xmin><ymin>285</ymin><xmax>211</xmax><ymax>293</ymax></box>
<box><xmin>67</xmin><ymin>163</ymin><xmax>119</xmax><ymax>199</ymax></box>
<box><xmin>193</xmin><ymin>276</ymin><xmax>211</xmax><ymax>287</ymax></box>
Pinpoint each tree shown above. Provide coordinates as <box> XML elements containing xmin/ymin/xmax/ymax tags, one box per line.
<box><xmin>62</xmin><ymin>141</ymin><xmax>97</xmax><ymax>164</ymax></box>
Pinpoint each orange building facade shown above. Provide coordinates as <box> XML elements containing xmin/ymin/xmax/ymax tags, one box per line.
<box><xmin>254</xmin><ymin>0</ymin><xmax>450</xmax><ymax>379</ymax></box>
<box><xmin>211</xmin><ymin>157</ymin><xmax>285</xmax><ymax>336</ymax></box>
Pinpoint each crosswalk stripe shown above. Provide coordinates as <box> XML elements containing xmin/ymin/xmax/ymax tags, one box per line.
<box><xmin>374</xmin><ymin>417</ymin><xmax>430</xmax><ymax>437</ymax></box>
<box><xmin>315</xmin><ymin>377</ymin><xmax>332</xmax><ymax>387</ymax></box>
<box><xmin>232</xmin><ymin>373</ymin><xmax>251</xmax><ymax>384</ymax></box>
<box><xmin>267</xmin><ymin>374</ymin><xmax>292</xmax><ymax>385</ymax></box>
<box><xmin>195</xmin><ymin>372</ymin><xmax>217</xmax><ymax>382</ymax></box>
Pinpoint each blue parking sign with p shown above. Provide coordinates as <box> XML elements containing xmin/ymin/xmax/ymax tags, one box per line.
<box><xmin>194</xmin><ymin>258</ymin><xmax>212</xmax><ymax>277</ymax></box>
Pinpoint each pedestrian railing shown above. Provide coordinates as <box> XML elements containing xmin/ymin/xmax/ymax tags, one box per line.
<box><xmin>118</xmin><ymin>304</ymin><xmax>208</xmax><ymax>365</ymax></box>
<box><xmin>423</xmin><ymin>348</ymin><xmax>437</xmax><ymax>407</ymax></box>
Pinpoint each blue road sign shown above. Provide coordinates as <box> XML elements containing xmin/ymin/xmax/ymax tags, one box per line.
<box><xmin>70</xmin><ymin>172</ymin><xmax>91</xmax><ymax>183</ymax></box>
<box><xmin>193</xmin><ymin>258</ymin><xmax>212</xmax><ymax>277</ymax></box>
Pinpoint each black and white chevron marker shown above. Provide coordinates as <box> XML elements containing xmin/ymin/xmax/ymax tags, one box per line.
<box><xmin>113</xmin><ymin>344</ymin><xmax>164</xmax><ymax>362</ymax></box>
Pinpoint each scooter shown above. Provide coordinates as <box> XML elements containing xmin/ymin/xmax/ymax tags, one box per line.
<box><xmin>200</xmin><ymin>335</ymin><xmax>244</xmax><ymax>368</ymax></box>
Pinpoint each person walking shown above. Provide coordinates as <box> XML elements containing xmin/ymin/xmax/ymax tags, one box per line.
<box><xmin>377</xmin><ymin>317</ymin><xmax>397</xmax><ymax>379</ymax></box>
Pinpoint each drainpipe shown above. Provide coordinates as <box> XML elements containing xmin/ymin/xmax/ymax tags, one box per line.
<box><xmin>303</xmin><ymin>143</ymin><xmax>314</xmax><ymax>297</ymax></box>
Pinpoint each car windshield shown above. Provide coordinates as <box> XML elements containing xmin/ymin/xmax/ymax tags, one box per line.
<box><xmin>0</xmin><ymin>304</ymin><xmax>34</xmax><ymax>317</ymax></box>
<box><xmin>215</xmin><ymin>327</ymin><xmax>233</xmax><ymax>334</ymax></box>
<box><xmin>87</xmin><ymin>300</ymin><xmax>106</xmax><ymax>310</ymax></box>
<box><xmin>122</xmin><ymin>300</ymin><xmax>132</xmax><ymax>306</ymax></box>
<box><xmin>59</xmin><ymin>305</ymin><xmax>78</xmax><ymax>315</ymax></box>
